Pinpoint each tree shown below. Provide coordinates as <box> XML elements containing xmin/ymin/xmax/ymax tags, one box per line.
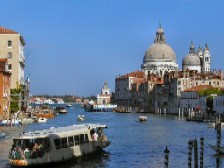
<box><xmin>10</xmin><ymin>85</ymin><xmax>22</xmax><ymax>113</ymax></box>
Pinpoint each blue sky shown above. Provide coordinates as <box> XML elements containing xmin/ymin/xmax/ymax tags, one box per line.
<box><xmin>1</xmin><ymin>0</ymin><xmax>224</xmax><ymax>97</ymax></box>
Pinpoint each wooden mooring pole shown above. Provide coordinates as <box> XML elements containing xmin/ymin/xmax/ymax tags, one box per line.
<box><xmin>188</xmin><ymin>140</ymin><xmax>193</xmax><ymax>168</ymax></box>
<box><xmin>164</xmin><ymin>146</ymin><xmax>169</xmax><ymax>168</ymax></box>
<box><xmin>200</xmin><ymin>137</ymin><xmax>204</xmax><ymax>168</ymax></box>
<box><xmin>194</xmin><ymin>139</ymin><xmax>198</xmax><ymax>168</ymax></box>
<box><xmin>216</xmin><ymin>119</ymin><xmax>221</xmax><ymax>168</ymax></box>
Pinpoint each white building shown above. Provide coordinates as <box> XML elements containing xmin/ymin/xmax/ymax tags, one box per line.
<box><xmin>180</xmin><ymin>85</ymin><xmax>213</xmax><ymax>115</ymax></box>
<box><xmin>97</xmin><ymin>82</ymin><xmax>112</xmax><ymax>105</ymax></box>
<box><xmin>213</xmin><ymin>95</ymin><xmax>224</xmax><ymax>114</ymax></box>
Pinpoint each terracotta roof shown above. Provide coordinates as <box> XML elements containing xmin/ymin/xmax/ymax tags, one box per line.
<box><xmin>0</xmin><ymin>58</ymin><xmax>7</xmax><ymax>63</ymax></box>
<box><xmin>117</xmin><ymin>71</ymin><xmax>145</xmax><ymax>78</ymax></box>
<box><xmin>184</xmin><ymin>85</ymin><xmax>214</xmax><ymax>92</ymax></box>
<box><xmin>0</xmin><ymin>26</ymin><xmax>18</xmax><ymax>34</ymax></box>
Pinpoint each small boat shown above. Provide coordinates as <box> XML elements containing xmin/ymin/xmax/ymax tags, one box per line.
<box><xmin>208</xmin><ymin>122</ymin><xmax>224</xmax><ymax>128</ymax></box>
<box><xmin>9</xmin><ymin>124</ymin><xmax>110</xmax><ymax>167</ymax></box>
<box><xmin>54</xmin><ymin>107</ymin><xmax>67</xmax><ymax>114</ymax></box>
<box><xmin>66</xmin><ymin>104</ymin><xmax>72</xmax><ymax>107</ymax></box>
<box><xmin>77</xmin><ymin>115</ymin><xmax>85</xmax><ymax>121</ymax></box>
<box><xmin>21</xmin><ymin>118</ymin><xmax>34</xmax><ymax>125</ymax></box>
<box><xmin>0</xmin><ymin>132</ymin><xmax>6</xmax><ymax>139</ymax></box>
<box><xmin>209</xmin><ymin>144</ymin><xmax>224</xmax><ymax>154</ymax></box>
<box><xmin>37</xmin><ymin>117</ymin><xmax>47</xmax><ymax>123</ymax></box>
<box><xmin>139</xmin><ymin>116</ymin><xmax>147</xmax><ymax>122</ymax></box>
<box><xmin>33</xmin><ymin>105</ymin><xmax>55</xmax><ymax>119</ymax></box>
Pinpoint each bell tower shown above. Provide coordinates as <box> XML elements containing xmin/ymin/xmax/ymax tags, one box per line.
<box><xmin>202</xmin><ymin>43</ymin><xmax>211</xmax><ymax>73</ymax></box>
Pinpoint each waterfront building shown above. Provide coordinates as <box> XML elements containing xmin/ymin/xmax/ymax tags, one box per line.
<box><xmin>97</xmin><ymin>81</ymin><xmax>112</xmax><ymax>105</ymax></box>
<box><xmin>180</xmin><ymin>85</ymin><xmax>213</xmax><ymax>115</ymax></box>
<box><xmin>0</xmin><ymin>58</ymin><xmax>11</xmax><ymax>119</ymax></box>
<box><xmin>115</xmin><ymin>71</ymin><xmax>146</xmax><ymax>112</ymax></box>
<box><xmin>0</xmin><ymin>26</ymin><xmax>26</xmax><ymax>88</ymax></box>
<box><xmin>213</xmin><ymin>95</ymin><xmax>224</xmax><ymax>114</ymax></box>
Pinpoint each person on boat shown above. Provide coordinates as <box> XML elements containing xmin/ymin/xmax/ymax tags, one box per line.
<box><xmin>97</xmin><ymin>127</ymin><xmax>103</xmax><ymax>140</ymax></box>
<box><xmin>90</xmin><ymin>128</ymin><xmax>95</xmax><ymax>137</ymax></box>
<box><xmin>33</xmin><ymin>142</ymin><xmax>39</xmax><ymax>150</ymax></box>
<box><xmin>24</xmin><ymin>148</ymin><xmax>30</xmax><ymax>158</ymax></box>
<box><xmin>93</xmin><ymin>132</ymin><xmax>98</xmax><ymax>141</ymax></box>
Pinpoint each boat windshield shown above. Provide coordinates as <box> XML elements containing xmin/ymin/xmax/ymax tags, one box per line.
<box><xmin>10</xmin><ymin>138</ymin><xmax>50</xmax><ymax>160</ymax></box>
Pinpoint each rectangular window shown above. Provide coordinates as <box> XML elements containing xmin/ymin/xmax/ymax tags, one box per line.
<box><xmin>7</xmin><ymin>52</ymin><xmax>12</xmax><ymax>58</ymax></box>
<box><xmin>61</xmin><ymin>137</ymin><xmax>68</xmax><ymax>148</ymax></box>
<box><xmin>84</xmin><ymin>134</ymin><xmax>89</xmax><ymax>143</ymax></box>
<box><xmin>54</xmin><ymin>139</ymin><xmax>61</xmax><ymax>149</ymax></box>
<box><xmin>8</xmin><ymin>64</ymin><xmax>12</xmax><ymax>70</ymax></box>
<box><xmin>68</xmin><ymin>136</ymin><xmax>74</xmax><ymax>147</ymax></box>
<box><xmin>74</xmin><ymin>135</ymin><xmax>80</xmax><ymax>146</ymax></box>
<box><xmin>8</xmin><ymin>41</ymin><xmax>12</xmax><ymax>47</ymax></box>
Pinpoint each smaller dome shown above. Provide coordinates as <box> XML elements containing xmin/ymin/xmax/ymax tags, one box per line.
<box><xmin>182</xmin><ymin>54</ymin><xmax>201</xmax><ymax>66</ymax></box>
<box><xmin>182</xmin><ymin>42</ymin><xmax>201</xmax><ymax>66</ymax></box>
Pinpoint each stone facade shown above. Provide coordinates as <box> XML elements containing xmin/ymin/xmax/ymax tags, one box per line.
<box><xmin>0</xmin><ymin>58</ymin><xmax>11</xmax><ymax>119</ymax></box>
<box><xmin>0</xmin><ymin>26</ymin><xmax>25</xmax><ymax>89</ymax></box>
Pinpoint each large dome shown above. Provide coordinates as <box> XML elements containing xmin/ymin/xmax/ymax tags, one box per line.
<box><xmin>141</xmin><ymin>25</ymin><xmax>178</xmax><ymax>76</ymax></box>
<box><xmin>144</xmin><ymin>43</ymin><xmax>176</xmax><ymax>62</ymax></box>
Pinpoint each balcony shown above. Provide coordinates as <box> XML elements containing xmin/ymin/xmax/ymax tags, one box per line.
<box><xmin>19</xmin><ymin>56</ymin><xmax>25</xmax><ymax>65</ymax></box>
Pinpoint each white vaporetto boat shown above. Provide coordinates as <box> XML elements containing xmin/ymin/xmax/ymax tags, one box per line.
<box><xmin>9</xmin><ymin>124</ymin><xmax>110</xmax><ymax>167</ymax></box>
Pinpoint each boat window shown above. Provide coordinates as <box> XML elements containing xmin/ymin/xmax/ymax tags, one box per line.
<box><xmin>74</xmin><ymin>135</ymin><xmax>80</xmax><ymax>146</ymax></box>
<box><xmin>80</xmin><ymin>134</ymin><xmax>89</xmax><ymax>144</ymax></box>
<box><xmin>68</xmin><ymin>136</ymin><xmax>74</xmax><ymax>147</ymax></box>
<box><xmin>61</xmin><ymin>137</ymin><xmax>68</xmax><ymax>148</ymax></box>
<box><xmin>84</xmin><ymin>134</ymin><xmax>89</xmax><ymax>143</ymax></box>
<box><xmin>54</xmin><ymin>139</ymin><xmax>61</xmax><ymax>149</ymax></box>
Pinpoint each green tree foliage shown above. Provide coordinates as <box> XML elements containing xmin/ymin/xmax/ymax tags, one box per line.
<box><xmin>198</xmin><ymin>88</ymin><xmax>224</xmax><ymax>97</ymax></box>
<box><xmin>10</xmin><ymin>86</ymin><xmax>22</xmax><ymax>113</ymax></box>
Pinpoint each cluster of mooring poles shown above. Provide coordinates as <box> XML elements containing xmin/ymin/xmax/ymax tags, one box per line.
<box><xmin>164</xmin><ymin>137</ymin><xmax>204</xmax><ymax>168</ymax></box>
<box><xmin>164</xmin><ymin>115</ymin><xmax>223</xmax><ymax>168</ymax></box>
<box><xmin>215</xmin><ymin>116</ymin><xmax>222</xmax><ymax>168</ymax></box>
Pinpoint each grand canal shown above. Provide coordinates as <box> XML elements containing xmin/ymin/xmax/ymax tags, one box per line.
<box><xmin>1</xmin><ymin>104</ymin><xmax>223</xmax><ymax>167</ymax></box>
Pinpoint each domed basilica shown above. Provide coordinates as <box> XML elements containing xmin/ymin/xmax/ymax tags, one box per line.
<box><xmin>141</xmin><ymin>25</ymin><xmax>211</xmax><ymax>75</ymax></box>
<box><xmin>141</xmin><ymin>25</ymin><xmax>178</xmax><ymax>76</ymax></box>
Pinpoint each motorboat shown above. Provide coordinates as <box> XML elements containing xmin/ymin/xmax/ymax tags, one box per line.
<box><xmin>37</xmin><ymin>117</ymin><xmax>47</xmax><ymax>123</ymax></box>
<box><xmin>9</xmin><ymin>124</ymin><xmax>110</xmax><ymax>167</ymax></box>
<box><xmin>208</xmin><ymin>122</ymin><xmax>224</xmax><ymax>128</ymax></box>
<box><xmin>0</xmin><ymin>132</ymin><xmax>6</xmax><ymax>139</ymax></box>
<box><xmin>21</xmin><ymin>118</ymin><xmax>34</xmax><ymax>125</ymax></box>
<box><xmin>33</xmin><ymin>105</ymin><xmax>55</xmax><ymax>119</ymax></box>
<box><xmin>209</xmin><ymin>144</ymin><xmax>224</xmax><ymax>154</ymax></box>
<box><xmin>139</xmin><ymin>116</ymin><xmax>147</xmax><ymax>122</ymax></box>
<box><xmin>77</xmin><ymin>115</ymin><xmax>85</xmax><ymax>121</ymax></box>
<box><xmin>54</xmin><ymin>107</ymin><xmax>67</xmax><ymax>114</ymax></box>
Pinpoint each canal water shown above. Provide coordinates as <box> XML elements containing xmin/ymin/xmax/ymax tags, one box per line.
<box><xmin>1</xmin><ymin>104</ymin><xmax>223</xmax><ymax>167</ymax></box>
